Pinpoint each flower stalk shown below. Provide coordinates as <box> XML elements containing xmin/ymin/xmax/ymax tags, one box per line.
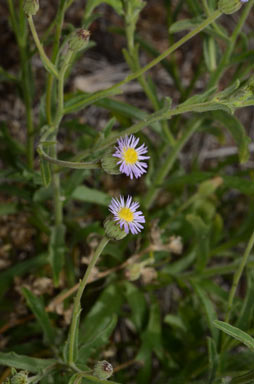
<box><xmin>67</xmin><ymin>236</ymin><xmax>110</xmax><ymax>365</ymax></box>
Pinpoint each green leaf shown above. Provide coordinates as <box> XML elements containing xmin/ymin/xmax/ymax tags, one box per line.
<box><xmin>0</xmin><ymin>254</ymin><xmax>48</xmax><ymax>298</ymax></box>
<box><xmin>192</xmin><ymin>283</ymin><xmax>219</xmax><ymax>344</ymax></box>
<box><xmin>186</xmin><ymin>214</ymin><xmax>210</xmax><ymax>271</ymax></box>
<box><xmin>64</xmin><ymin>87</ymin><xmax>121</xmax><ymax>114</ymax></box>
<box><xmin>123</xmin><ymin>281</ymin><xmax>147</xmax><ymax>331</ymax></box>
<box><xmin>210</xmin><ymin>110</ymin><xmax>250</xmax><ymax>163</ymax></box>
<box><xmin>236</xmin><ymin>271</ymin><xmax>254</xmax><ymax>331</ymax></box>
<box><xmin>187</xmin><ymin>101</ymin><xmax>233</xmax><ymax>114</ymax></box>
<box><xmin>22</xmin><ymin>287</ymin><xmax>56</xmax><ymax>344</ymax></box>
<box><xmin>68</xmin><ymin>374</ymin><xmax>83</xmax><ymax>384</ymax></box>
<box><xmin>213</xmin><ymin>320</ymin><xmax>254</xmax><ymax>351</ymax></box>
<box><xmin>169</xmin><ymin>17</ymin><xmax>204</xmax><ymax>33</ymax></box>
<box><xmin>39</xmin><ymin>155</ymin><xmax>52</xmax><ymax>187</ymax></box>
<box><xmin>81</xmin><ymin>374</ymin><xmax>120</xmax><ymax>384</ymax></box>
<box><xmin>64</xmin><ymin>93</ymin><xmax>162</xmax><ymax>133</ymax></box>
<box><xmin>0</xmin><ymin>203</ymin><xmax>17</xmax><ymax>216</ymax></box>
<box><xmin>164</xmin><ymin>314</ymin><xmax>187</xmax><ymax>332</ymax></box>
<box><xmin>207</xmin><ymin>337</ymin><xmax>218</xmax><ymax>384</ymax></box>
<box><xmin>33</xmin><ymin>186</ymin><xmax>53</xmax><ymax>203</ymax></box>
<box><xmin>85</xmin><ymin>0</ymin><xmax>123</xmax><ymax>18</ymax></box>
<box><xmin>203</xmin><ymin>35</ymin><xmax>218</xmax><ymax>72</ymax></box>
<box><xmin>49</xmin><ymin>224</ymin><xmax>66</xmax><ymax>286</ymax></box>
<box><xmin>231</xmin><ymin>369</ymin><xmax>254</xmax><ymax>384</ymax></box>
<box><xmin>180</xmin><ymin>86</ymin><xmax>217</xmax><ymax>106</ymax></box>
<box><xmin>0</xmin><ymin>66</ymin><xmax>18</xmax><ymax>83</ymax></box>
<box><xmin>0</xmin><ymin>352</ymin><xmax>56</xmax><ymax>373</ymax></box>
<box><xmin>72</xmin><ymin>186</ymin><xmax>111</xmax><ymax>206</ymax></box>
<box><xmin>77</xmin><ymin>283</ymin><xmax>124</xmax><ymax>364</ymax></box>
<box><xmin>136</xmin><ymin>297</ymin><xmax>163</xmax><ymax>384</ymax></box>
<box><xmin>77</xmin><ymin>315</ymin><xmax>117</xmax><ymax>364</ymax></box>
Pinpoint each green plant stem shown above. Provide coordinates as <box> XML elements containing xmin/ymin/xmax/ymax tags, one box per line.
<box><xmin>38</xmin><ymin>146</ymin><xmax>101</xmax><ymax>169</ymax></box>
<box><xmin>208</xmin><ymin>0</ymin><xmax>254</xmax><ymax>88</ymax></box>
<box><xmin>46</xmin><ymin>0</ymin><xmax>70</xmax><ymax>125</ymax></box>
<box><xmin>74</xmin><ymin>100</ymin><xmax>225</xmax><ymax>162</ymax></box>
<box><xmin>54</xmin><ymin>50</ymin><xmax>73</xmax><ymax>127</ymax></box>
<box><xmin>68</xmin><ymin>236</ymin><xmax>110</xmax><ymax>365</ymax></box>
<box><xmin>201</xmin><ymin>0</ymin><xmax>228</xmax><ymax>40</ymax></box>
<box><xmin>50</xmin><ymin>49</ymin><xmax>73</xmax><ymax>227</ymax></box>
<box><xmin>27</xmin><ymin>15</ymin><xmax>59</xmax><ymax>78</ymax></box>
<box><xmin>225</xmin><ymin>230</ymin><xmax>254</xmax><ymax>324</ymax></box>
<box><xmin>7</xmin><ymin>0</ymin><xmax>35</xmax><ymax>169</ymax></box>
<box><xmin>63</xmin><ymin>9</ymin><xmax>222</xmax><ymax>115</ymax></box>
<box><xmin>143</xmin><ymin>119</ymin><xmax>203</xmax><ymax>209</ymax></box>
<box><xmin>20</xmin><ymin>46</ymin><xmax>34</xmax><ymax>169</ymax></box>
<box><xmin>125</xmin><ymin>10</ymin><xmax>220</xmax><ymax>81</ymax></box>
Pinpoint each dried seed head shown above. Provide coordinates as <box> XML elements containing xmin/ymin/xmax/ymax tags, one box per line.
<box><xmin>104</xmin><ymin>215</ymin><xmax>127</xmax><ymax>241</ymax></box>
<box><xmin>218</xmin><ymin>0</ymin><xmax>242</xmax><ymax>14</ymax></box>
<box><xmin>169</xmin><ymin>236</ymin><xmax>183</xmax><ymax>255</ymax></box>
<box><xmin>141</xmin><ymin>267</ymin><xmax>158</xmax><ymax>284</ymax></box>
<box><xmin>23</xmin><ymin>0</ymin><xmax>39</xmax><ymax>16</ymax></box>
<box><xmin>69</xmin><ymin>29</ymin><xmax>91</xmax><ymax>52</ymax></box>
<box><xmin>93</xmin><ymin>360</ymin><xmax>113</xmax><ymax>380</ymax></box>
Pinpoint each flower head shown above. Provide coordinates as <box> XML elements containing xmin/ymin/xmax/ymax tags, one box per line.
<box><xmin>113</xmin><ymin>135</ymin><xmax>149</xmax><ymax>179</ymax></box>
<box><xmin>109</xmin><ymin>196</ymin><xmax>145</xmax><ymax>235</ymax></box>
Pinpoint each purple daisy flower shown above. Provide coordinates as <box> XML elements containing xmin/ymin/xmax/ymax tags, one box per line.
<box><xmin>113</xmin><ymin>135</ymin><xmax>150</xmax><ymax>179</ymax></box>
<box><xmin>109</xmin><ymin>195</ymin><xmax>145</xmax><ymax>235</ymax></box>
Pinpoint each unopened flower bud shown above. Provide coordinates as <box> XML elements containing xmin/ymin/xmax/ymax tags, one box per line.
<box><xmin>218</xmin><ymin>0</ymin><xmax>242</xmax><ymax>14</ymax></box>
<box><xmin>104</xmin><ymin>216</ymin><xmax>127</xmax><ymax>241</ymax></box>
<box><xmin>23</xmin><ymin>0</ymin><xmax>39</xmax><ymax>15</ymax></box>
<box><xmin>10</xmin><ymin>371</ymin><xmax>29</xmax><ymax>384</ymax></box>
<box><xmin>69</xmin><ymin>29</ymin><xmax>91</xmax><ymax>52</ymax></box>
<box><xmin>93</xmin><ymin>360</ymin><xmax>113</xmax><ymax>380</ymax></box>
<box><xmin>101</xmin><ymin>149</ymin><xmax>121</xmax><ymax>175</ymax></box>
<box><xmin>125</xmin><ymin>263</ymin><xmax>142</xmax><ymax>281</ymax></box>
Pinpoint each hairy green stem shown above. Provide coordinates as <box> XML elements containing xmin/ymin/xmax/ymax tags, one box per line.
<box><xmin>38</xmin><ymin>146</ymin><xmax>101</xmax><ymax>169</ymax></box>
<box><xmin>27</xmin><ymin>15</ymin><xmax>59</xmax><ymax>78</ymax></box>
<box><xmin>68</xmin><ymin>236</ymin><xmax>110</xmax><ymax>365</ymax></box>
<box><xmin>54</xmin><ymin>50</ymin><xmax>73</xmax><ymax>127</ymax></box>
<box><xmin>74</xmin><ymin>100</ymin><xmax>223</xmax><ymax>162</ymax></box>
<box><xmin>225</xmin><ymin>230</ymin><xmax>254</xmax><ymax>324</ymax></box>
<box><xmin>201</xmin><ymin>0</ymin><xmax>228</xmax><ymax>40</ymax></box>
<box><xmin>50</xmin><ymin>49</ymin><xmax>73</xmax><ymax>227</ymax></box>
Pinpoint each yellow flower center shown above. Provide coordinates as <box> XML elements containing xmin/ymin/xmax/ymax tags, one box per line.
<box><xmin>118</xmin><ymin>207</ymin><xmax>134</xmax><ymax>222</ymax></box>
<box><xmin>123</xmin><ymin>148</ymin><xmax>138</xmax><ymax>165</ymax></box>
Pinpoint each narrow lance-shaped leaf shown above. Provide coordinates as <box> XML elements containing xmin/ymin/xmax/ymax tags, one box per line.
<box><xmin>0</xmin><ymin>352</ymin><xmax>56</xmax><ymax>373</ymax></box>
<box><xmin>213</xmin><ymin>320</ymin><xmax>254</xmax><ymax>351</ymax></box>
<box><xmin>193</xmin><ymin>283</ymin><xmax>219</xmax><ymax>344</ymax></box>
<box><xmin>39</xmin><ymin>155</ymin><xmax>52</xmax><ymax>187</ymax></box>
<box><xmin>207</xmin><ymin>337</ymin><xmax>219</xmax><ymax>384</ymax></box>
<box><xmin>22</xmin><ymin>287</ymin><xmax>56</xmax><ymax>345</ymax></box>
<box><xmin>210</xmin><ymin>110</ymin><xmax>250</xmax><ymax>163</ymax></box>
<box><xmin>49</xmin><ymin>224</ymin><xmax>66</xmax><ymax>286</ymax></box>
